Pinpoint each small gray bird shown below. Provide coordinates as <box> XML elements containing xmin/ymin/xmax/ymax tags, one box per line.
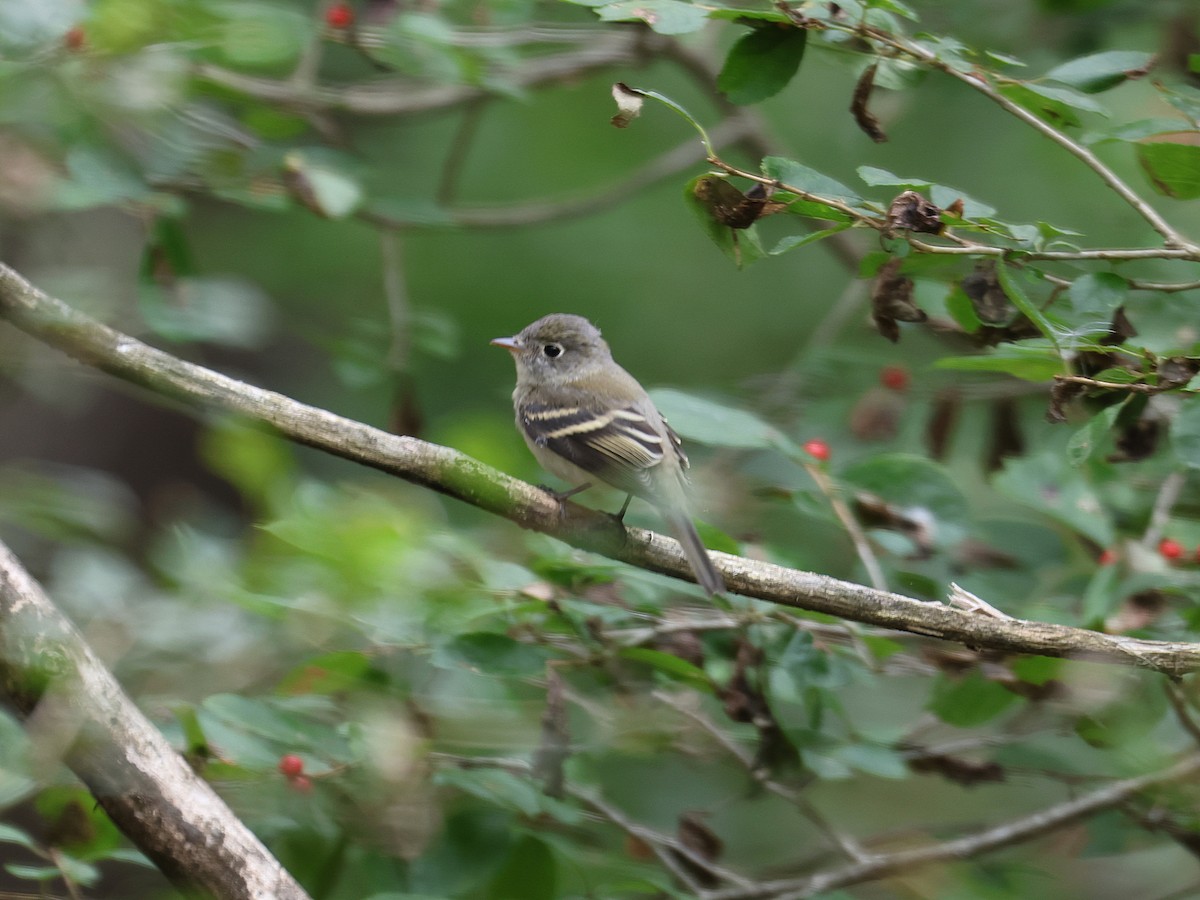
<box><xmin>492</xmin><ymin>314</ymin><xmax>725</xmax><ymax>596</ymax></box>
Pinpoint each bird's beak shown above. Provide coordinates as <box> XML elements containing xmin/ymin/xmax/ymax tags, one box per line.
<box><xmin>490</xmin><ymin>336</ymin><xmax>520</xmax><ymax>353</ymax></box>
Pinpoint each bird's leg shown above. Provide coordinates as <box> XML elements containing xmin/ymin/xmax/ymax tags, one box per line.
<box><xmin>612</xmin><ymin>493</ymin><xmax>633</xmax><ymax>523</ymax></box>
<box><xmin>541</xmin><ymin>482</ymin><xmax>592</xmax><ymax>503</ymax></box>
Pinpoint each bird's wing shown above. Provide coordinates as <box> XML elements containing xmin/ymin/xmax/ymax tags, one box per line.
<box><xmin>519</xmin><ymin>402</ymin><xmax>666</xmax><ymax>492</ymax></box>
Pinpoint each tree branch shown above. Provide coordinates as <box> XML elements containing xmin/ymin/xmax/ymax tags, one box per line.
<box><xmin>0</xmin><ymin>541</ymin><xmax>310</xmax><ymax>899</ymax></box>
<box><xmin>194</xmin><ymin>31</ymin><xmax>650</xmax><ymax>116</ymax></box>
<box><xmin>704</xmin><ymin>752</ymin><xmax>1200</xmax><ymax>900</ymax></box>
<box><xmin>1</xmin><ymin>262</ymin><xmax>1198</xmax><ymax>674</ymax></box>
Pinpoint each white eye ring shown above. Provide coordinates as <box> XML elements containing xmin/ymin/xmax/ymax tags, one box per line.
<box><xmin>542</xmin><ymin>343</ymin><xmax>563</xmax><ymax>358</ymax></box>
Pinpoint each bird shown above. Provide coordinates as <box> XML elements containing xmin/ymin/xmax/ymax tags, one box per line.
<box><xmin>491</xmin><ymin>313</ymin><xmax>725</xmax><ymax>596</ymax></box>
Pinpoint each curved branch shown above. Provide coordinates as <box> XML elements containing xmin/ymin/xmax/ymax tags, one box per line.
<box><xmin>0</xmin><ymin>262</ymin><xmax>1198</xmax><ymax>675</ymax></box>
<box><xmin>195</xmin><ymin>31</ymin><xmax>649</xmax><ymax>116</ymax></box>
<box><xmin>705</xmin><ymin>751</ymin><xmax>1200</xmax><ymax>900</ymax></box>
<box><xmin>0</xmin><ymin>542</ymin><xmax>310</xmax><ymax>899</ymax></box>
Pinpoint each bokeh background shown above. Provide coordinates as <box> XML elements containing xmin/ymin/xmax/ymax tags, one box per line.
<box><xmin>3</xmin><ymin>0</ymin><xmax>1200</xmax><ymax>897</ymax></box>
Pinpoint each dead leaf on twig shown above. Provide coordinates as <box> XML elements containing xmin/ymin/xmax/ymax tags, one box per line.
<box><xmin>851</xmin><ymin>62</ymin><xmax>888</xmax><ymax>143</ymax></box>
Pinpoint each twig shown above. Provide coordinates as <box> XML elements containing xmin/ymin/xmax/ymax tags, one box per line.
<box><xmin>1052</xmin><ymin>374</ymin><xmax>1176</xmax><ymax>394</ymax></box>
<box><xmin>356</xmin><ymin>116</ymin><xmax>760</xmax><ymax>230</ymax></box>
<box><xmin>1165</xmin><ymin>681</ymin><xmax>1200</xmax><ymax>747</ymax></box>
<box><xmin>379</xmin><ymin>230</ymin><xmax>410</xmax><ymax>373</ymax></box>
<box><xmin>195</xmin><ymin>32</ymin><xmax>650</xmax><ymax>116</ymax></box>
<box><xmin>805</xmin><ymin>461</ymin><xmax>888</xmax><ymax>592</ymax></box>
<box><xmin>1142</xmin><ymin>471</ymin><xmax>1187</xmax><ymax>550</ymax></box>
<box><xmin>702</xmin><ymin>752</ymin><xmax>1200</xmax><ymax>899</ymax></box>
<box><xmin>1</xmin><ymin>263</ymin><xmax>1200</xmax><ymax>674</ymax></box>
<box><xmin>651</xmin><ymin>690</ymin><xmax>873</xmax><ymax>864</ymax></box>
<box><xmin>431</xmin><ymin>753</ymin><xmax>752</xmax><ymax>890</ymax></box>
<box><xmin>849</xmin><ymin>23</ymin><xmax>1199</xmax><ymax>253</ymax></box>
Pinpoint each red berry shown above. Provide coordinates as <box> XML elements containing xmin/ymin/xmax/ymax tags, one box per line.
<box><xmin>803</xmin><ymin>439</ymin><xmax>831</xmax><ymax>462</ymax></box>
<box><xmin>278</xmin><ymin>754</ymin><xmax>304</xmax><ymax>778</ymax></box>
<box><xmin>63</xmin><ymin>25</ymin><xmax>86</xmax><ymax>51</ymax></box>
<box><xmin>880</xmin><ymin>365</ymin><xmax>909</xmax><ymax>392</ymax></box>
<box><xmin>1098</xmin><ymin>549</ymin><xmax>1116</xmax><ymax>565</ymax></box>
<box><xmin>289</xmin><ymin>774</ymin><xmax>313</xmax><ymax>793</ymax></box>
<box><xmin>1158</xmin><ymin>538</ymin><xmax>1183</xmax><ymax>561</ymax></box>
<box><xmin>325</xmin><ymin>2</ymin><xmax>354</xmax><ymax>28</ymax></box>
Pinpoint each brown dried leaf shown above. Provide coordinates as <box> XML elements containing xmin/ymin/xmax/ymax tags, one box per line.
<box><xmin>693</xmin><ymin>175</ymin><xmax>776</xmax><ymax>229</ymax></box>
<box><xmin>853</xmin><ymin>490</ymin><xmax>936</xmax><ymax>558</ymax></box>
<box><xmin>1046</xmin><ymin>379</ymin><xmax>1085</xmax><ymax>424</ymax></box>
<box><xmin>871</xmin><ymin>256</ymin><xmax>926</xmax><ymax>343</ymax></box>
<box><xmin>926</xmin><ymin>388</ymin><xmax>962</xmax><ymax>461</ymax></box>
<box><xmin>849</xmin><ymin>387</ymin><xmax>904</xmax><ymax>441</ymax></box>
<box><xmin>985</xmin><ymin>397</ymin><xmax>1025</xmax><ymax>471</ymax></box>
<box><xmin>672</xmin><ymin>811</ymin><xmax>724</xmax><ymax>888</ymax></box>
<box><xmin>961</xmin><ymin>262</ymin><xmax>1013</xmax><ymax>325</ymax></box>
<box><xmin>887</xmin><ymin>190</ymin><xmax>942</xmax><ymax>235</ymax></box>
<box><xmin>1108</xmin><ymin>413</ymin><xmax>1162</xmax><ymax>463</ymax></box>
<box><xmin>1102</xmin><ymin>305</ymin><xmax>1138</xmax><ymax>345</ymax></box>
<box><xmin>850</xmin><ymin>62</ymin><xmax>888</xmax><ymax>143</ymax></box>
<box><xmin>1105</xmin><ymin>589</ymin><xmax>1168</xmax><ymax>633</ymax></box>
<box><xmin>1157</xmin><ymin>356</ymin><xmax>1200</xmax><ymax>388</ymax></box>
<box><xmin>907</xmin><ymin>751</ymin><xmax>1006</xmax><ymax>787</ymax></box>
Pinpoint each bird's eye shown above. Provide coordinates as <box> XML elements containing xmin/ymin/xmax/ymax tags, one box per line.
<box><xmin>542</xmin><ymin>343</ymin><xmax>563</xmax><ymax>359</ymax></box>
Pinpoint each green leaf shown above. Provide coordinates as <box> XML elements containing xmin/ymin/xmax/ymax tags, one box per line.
<box><xmin>763</xmin><ymin>156</ymin><xmax>862</xmax><ymax>203</ymax></box>
<box><xmin>929</xmin><ymin>671</ymin><xmax>1020</xmax><ymax>727</ymax></box>
<box><xmin>996</xmin><ymin>263</ymin><xmax>1061</xmax><ymax>349</ymax></box>
<box><xmin>716</xmin><ymin>26</ymin><xmax>807</xmax><ymax>105</ymax></box>
<box><xmin>618</xmin><ymin>647</ymin><xmax>713</xmax><ymax>691</ymax></box>
<box><xmin>1082</xmin><ymin>561</ymin><xmax>1122</xmax><ymax>623</ymax></box>
<box><xmin>1172</xmin><ymin>397</ymin><xmax>1200</xmax><ymax>469</ymax></box>
<box><xmin>682</xmin><ymin>174</ymin><xmax>767</xmax><ymax>268</ymax></box>
<box><xmin>1043</xmin><ymin>50</ymin><xmax>1154</xmax><ymax>94</ymax></box>
<box><xmin>54</xmin><ymin>146</ymin><xmax>149</xmax><ymax>210</ymax></box>
<box><xmin>435</xmin><ymin>768</ymin><xmax>543</xmax><ymax>817</ymax></box>
<box><xmin>0</xmin><ymin>823</ymin><xmax>37</xmax><ymax>851</ymax></box>
<box><xmin>1066</xmin><ymin>272</ymin><xmax>1128</xmax><ymax>318</ymax></box>
<box><xmin>595</xmin><ymin>0</ymin><xmax>708</xmax><ymax>35</ymax></box>
<box><xmin>1067</xmin><ymin>402</ymin><xmax>1124</xmax><ymax>467</ymax></box>
<box><xmin>488</xmin><ymin>835</ymin><xmax>557</xmax><ymax>900</ymax></box>
<box><xmin>1137</xmin><ymin>141</ymin><xmax>1200</xmax><ymax>200</ymax></box>
<box><xmin>215</xmin><ymin>1</ymin><xmax>310</xmax><ymax>68</ymax></box>
<box><xmin>936</xmin><ymin>342</ymin><xmax>1064</xmax><ymax>381</ymax></box>
<box><xmin>434</xmin><ymin>632</ymin><xmax>549</xmax><ymax>678</ymax></box>
<box><xmin>833</xmin><ymin>742</ymin><xmax>909</xmax><ymax>779</ymax></box>
<box><xmin>770</xmin><ymin>225</ymin><xmax>851</xmax><ymax>255</ymax></box>
<box><xmin>839</xmin><ymin>454</ymin><xmax>969</xmax><ymax>544</ymax></box>
<box><xmin>993</xmin><ymin>454</ymin><xmax>1114</xmax><ymax>546</ymax></box>
<box><xmin>649</xmin><ymin>388</ymin><xmax>798</xmax><ymax>452</ymax></box>
<box><xmin>998</xmin><ymin>82</ymin><xmax>1107</xmax><ymax>127</ymax></box>
<box><xmin>277</xmin><ymin>650</ymin><xmax>374</xmax><ymax>695</ymax></box>
<box><xmin>1085</xmin><ymin>119</ymin><xmax>1200</xmax><ymax>145</ymax></box>
<box><xmin>200</xmin><ymin>418</ymin><xmax>294</xmax><ymax>506</ymax></box>
<box><xmin>856</xmin><ymin>167</ymin><xmax>995</xmax><ymax>219</ymax></box>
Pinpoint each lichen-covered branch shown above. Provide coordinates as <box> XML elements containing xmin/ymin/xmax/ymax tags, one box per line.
<box><xmin>1</xmin><ymin>261</ymin><xmax>1198</xmax><ymax>675</ymax></box>
<box><xmin>0</xmin><ymin>541</ymin><xmax>311</xmax><ymax>899</ymax></box>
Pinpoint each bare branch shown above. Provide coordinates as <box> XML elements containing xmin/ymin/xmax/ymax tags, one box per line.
<box><xmin>704</xmin><ymin>752</ymin><xmax>1200</xmax><ymax>900</ymax></box>
<box><xmin>195</xmin><ymin>32</ymin><xmax>650</xmax><ymax>116</ymax></box>
<box><xmin>0</xmin><ymin>541</ymin><xmax>310</xmax><ymax>899</ymax></box>
<box><xmin>1</xmin><ymin>262</ymin><xmax>1199</xmax><ymax>674</ymax></box>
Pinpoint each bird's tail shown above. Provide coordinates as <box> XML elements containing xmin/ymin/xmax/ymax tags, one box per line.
<box><xmin>664</xmin><ymin>509</ymin><xmax>725</xmax><ymax>596</ymax></box>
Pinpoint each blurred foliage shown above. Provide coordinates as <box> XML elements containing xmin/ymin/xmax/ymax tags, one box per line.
<box><xmin>2</xmin><ymin>0</ymin><xmax>1200</xmax><ymax>897</ymax></box>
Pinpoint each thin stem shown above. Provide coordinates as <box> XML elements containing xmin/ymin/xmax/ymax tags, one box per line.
<box><xmin>805</xmin><ymin>462</ymin><xmax>888</xmax><ymax>592</ymax></box>
<box><xmin>855</xmin><ymin>25</ymin><xmax>1198</xmax><ymax>253</ymax></box>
